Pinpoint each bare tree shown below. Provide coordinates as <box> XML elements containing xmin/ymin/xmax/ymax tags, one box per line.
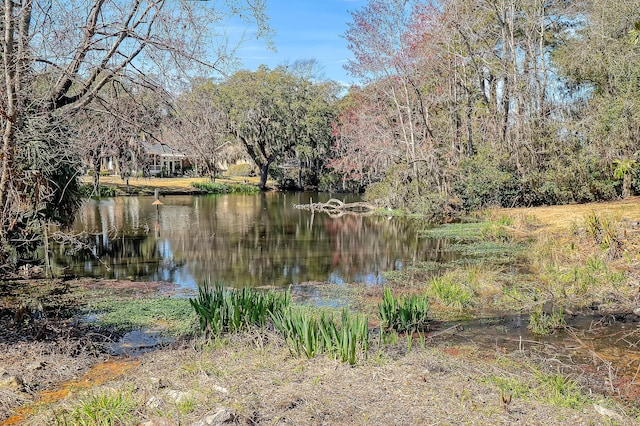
<box><xmin>166</xmin><ymin>80</ymin><xmax>245</xmax><ymax>181</ymax></box>
<box><xmin>0</xmin><ymin>0</ymin><xmax>270</xmax><ymax>266</ymax></box>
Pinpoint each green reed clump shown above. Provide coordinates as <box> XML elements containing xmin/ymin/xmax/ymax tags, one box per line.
<box><xmin>191</xmin><ymin>181</ymin><xmax>259</xmax><ymax>194</ymax></box>
<box><xmin>271</xmin><ymin>307</ymin><xmax>369</xmax><ymax>365</ymax></box>
<box><xmin>271</xmin><ymin>307</ymin><xmax>320</xmax><ymax>358</ymax></box>
<box><xmin>189</xmin><ymin>281</ymin><xmax>290</xmax><ymax>337</ymax></box>
<box><xmin>527</xmin><ymin>305</ymin><xmax>566</xmax><ymax>336</ymax></box>
<box><xmin>429</xmin><ymin>275</ymin><xmax>474</xmax><ymax>309</ymax></box>
<box><xmin>378</xmin><ymin>286</ymin><xmax>430</xmax><ymax>333</ymax></box>
<box><xmin>319</xmin><ymin>309</ymin><xmax>369</xmax><ymax>364</ymax></box>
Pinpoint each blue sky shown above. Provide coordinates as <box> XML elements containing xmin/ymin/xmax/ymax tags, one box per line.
<box><xmin>231</xmin><ymin>0</ymin><xmax>365</xmax><ymax>86</ymax></box>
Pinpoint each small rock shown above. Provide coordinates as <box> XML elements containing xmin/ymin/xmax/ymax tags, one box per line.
<box><xmin>146</xmin><ymin>395</ymin><xmax>162</xmax><ymax>409</ymax></box>
<box><xmin>594</xmin><ymin>404</ymin><xmax>623</xmax><ymax>421</ymax></box>
<box><xmin>633</xmin><ymin>307</ymin><xmax>640</xmax><ymax>316</ymax></box>
<box><xmin>212</xmin><ymin>384</ymin><xmax>228</xmax><ymax>394</ymax></box>
<box><xmin>166</xmin><ymin>389</ymin><xmax>190</xmax><ymax>404</ymax></box>
<box><xmin>0</xmin><ymin>375</ymin><xmax>24</xmax><ymax>391</ymax></box>
<box><xmin>141</xmin><ymin>418</ymin><xmax>178</xmax><ymax>426</ymax></box>
<box><xmin>191</xmin><ymin>408</ymin><xmax>233</xmax><ymax>426</ymax></box>
<box><xmin>26</xmin><ymin>361</ymin><xmax>45</xmax><ymax>371</ymax></box>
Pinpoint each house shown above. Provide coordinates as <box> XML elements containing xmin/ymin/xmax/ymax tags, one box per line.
<box><xmin>93</xmin><ymin>141</ymin><xmax>190</xmax><ymax>177</ymax></box>
<box><xmin>142</xmin><ymin>142</ymin><xmax>190</xmax><ymax>176</ymax></box>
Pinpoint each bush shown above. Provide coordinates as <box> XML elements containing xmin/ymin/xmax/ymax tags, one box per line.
<box><xmin>454</xmin><ymin>152</ymin><xmax>520</xmax><ymax>211</ymax></box>
<box><xmin>79</xmin><ymin>184</ymin><xmax>116</xmax><ymax>198</ymax></box>
<box><xmin>191</xmin><ymin>182</ymin><xmax>259</xmax><ymax>194</ymax></box>
<box><xmin>365</xmin><ymin>164</ymin><xmax>463</xmax><ymax>221</ymax></box>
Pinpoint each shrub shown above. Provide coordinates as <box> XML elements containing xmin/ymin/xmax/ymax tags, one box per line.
<box><xmin>225</xmin><ymin>163</ymin><xmax>255</xmax><ymax>177</ymax></box>
<box><xmin>454</xmin><ymin>152</ymin><xmax>519</xmax><ymax>211</ymax></box>
<box><xmin>191</xmin><ymin>182</ymin><xmax>259</xmax><ymax>195</ymax></box>
<box><xmin>79</xmin><ymin>184</ymin><xmax>116</xmax><ymax>198</ymax></box>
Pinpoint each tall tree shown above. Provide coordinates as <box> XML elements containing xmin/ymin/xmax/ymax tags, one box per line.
<box><xmin>213</xmin><ymin>66</ymin><xmax>338</xmax><ymax>190</ymax></box>
<box><xmin>553</xmin><ymin>0</ymin><xmax>640</xmax><ymax>182</ymax></box>
<box><xmin>167</xmin><ymin>80</ymin><xmax>245</xmax><ymax>181</ymax></box>
<box><xmin>0</xmin><ymin>0</ymin><xmax>270</xmax><ymax>266</ymax></box>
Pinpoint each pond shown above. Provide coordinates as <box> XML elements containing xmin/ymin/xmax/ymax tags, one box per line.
<box><xmin>52</xmin><ymin>192</ymin><xmax>452</xmax><ymax>289</ymax></box>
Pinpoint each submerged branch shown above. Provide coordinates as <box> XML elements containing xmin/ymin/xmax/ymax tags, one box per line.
<box><xmin>293</xmin><ymin>198</ymin><xmax>376</xmax><ymax>218</ymax></box>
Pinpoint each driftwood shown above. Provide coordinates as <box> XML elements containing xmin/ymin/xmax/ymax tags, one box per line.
<box><xmin>293</xmin><ymin>198</ymin><xmax>376</xmax><ymax>217</ymax></box>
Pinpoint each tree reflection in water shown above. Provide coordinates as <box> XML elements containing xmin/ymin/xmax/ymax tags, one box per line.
<box><xmin>52</xmin><ymin>192</ymin><xmax>454</xmax><ymax>288</ymax></box>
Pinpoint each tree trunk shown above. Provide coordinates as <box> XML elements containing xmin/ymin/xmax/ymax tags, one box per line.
<box><xmin>623</xmin><ymin>174</ymin><xmax>632</xmax><ymax>198</ymax></box>
<box><xmin>259</xmin><ymin>162</ymin><xmax>270</xmax><ymax>190</ymax></box>
<box><xmin>92</xmin><ymin>156</ymin><xmax>101</xmax><ymax>196</ymax></box>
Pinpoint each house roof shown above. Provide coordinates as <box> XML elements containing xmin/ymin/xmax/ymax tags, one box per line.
<box><xmin>143</xmin><ymin>142</ymin><xmax>186</xmax><ymax>158</ymax></box>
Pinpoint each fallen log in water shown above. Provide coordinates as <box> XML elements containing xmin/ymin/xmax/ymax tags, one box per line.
<box><xmin>293</xmin><ymin>198</ymin><xmax>376</xmax><ymax>217</ymax></box>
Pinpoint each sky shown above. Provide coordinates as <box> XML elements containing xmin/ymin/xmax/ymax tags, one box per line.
<box><xmin>230</xmin><ymin>0</ymin><xmax>365</xmax><ymax>86</ymax></box>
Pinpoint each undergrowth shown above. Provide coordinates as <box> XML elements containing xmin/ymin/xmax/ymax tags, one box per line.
<box><xmin>191</xmin><ymin>182</ymin><xmax>259</xmax><ymax>194</ymax></box>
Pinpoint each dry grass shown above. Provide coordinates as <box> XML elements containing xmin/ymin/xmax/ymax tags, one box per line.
<box><xmin>81</xmin><ymin>175</ymin><xmax>271</xmax><ymax>194</ymax></box>
<box><xmin>19</xmin><ymin>334</ymin><xmax>637</xmax><ymax>425</ymax></box>
<box><xmin>496</xmin><ymin>197</ymin><xmax>640</xmax><ymax>234</ymax></box>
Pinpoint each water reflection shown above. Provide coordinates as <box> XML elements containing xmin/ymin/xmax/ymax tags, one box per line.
<box><xmin>53</xmin><ymin>193</ymin><xmax>453</xmax><ymax>289</ymax></box>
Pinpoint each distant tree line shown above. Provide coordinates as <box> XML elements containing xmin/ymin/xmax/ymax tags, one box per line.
<box><xmin>331</xmin><ymin>0</ymin><xmax>640</xmax><ymax>219</ymax></box>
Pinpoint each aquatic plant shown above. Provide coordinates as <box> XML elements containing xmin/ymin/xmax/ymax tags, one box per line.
<box><xmin>87</xmin><ymin>297</ymin><xmax>196</xmax><ymax>337</ymax></box>
<box><xmin>527</xmin><ymin>305</ymin><xmax>566</xmax><ymax>336</ymax></box>
<box><xmin>378</xmin><ymin>286</ymin><xmax>430</xmax><ymax>333</ymax></box>
<box><xmin>271</xmin><ymin>307</ymin><xmax>369</xmax><ymax>365</ymax></box>
<box><xmin>189</xmin><ymin>281</ymin><xmax>290</xmax><ymax>337</ymax></box>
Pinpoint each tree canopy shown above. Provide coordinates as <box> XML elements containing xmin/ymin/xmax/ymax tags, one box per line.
<box><xmin>329</xmin><ymin>0</ymin><xmax>640</xmax><ymax>219</ymax></box>
<box><xmin>0</xmin><ymin>0</ymin><xmax>270</xmax><ymax>267</ymax></box>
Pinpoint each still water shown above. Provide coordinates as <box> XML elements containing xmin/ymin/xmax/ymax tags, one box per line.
<box><xmin>53</xmin><ymin>192</ymin><xmax>450</xmax><ymax>289</ymax></box>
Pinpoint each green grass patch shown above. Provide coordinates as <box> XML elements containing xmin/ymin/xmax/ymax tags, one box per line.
<box><xmin>485</xmin><ymin>367</ymin><xmax>590</xmax><ymax>410</ymax></box>
<box><xmin>55</xmin><ymin>388</ymin><xmax>138</xmax><ymax>425</ymax></box>
<box><xmin>429</xmin><ymin>276</ymin><xmax>474</xmax><ymax>309</ymax></box>
<box><xmin>446</xmin><ymin>241</ymin><xmax>522</xmax><ymax>257</ymax></box>
<box><xmin>533</xmin><ymin>370</ymin><xmax>589</xmax><ymax>409</ymax></box>
<box><xmin>486</xmin><ymin>375</ymin><xmax>532</xmax><ymax>399</ymax></box>
<box><xmin>191</xmin><ymin>181</ymin><xmax>259</xmax><ymax>194</ymax></box>
<box><xmin>85</xmin><ymin>297</ymin><xmax>197</xmax><ymax>337</ymax></box>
